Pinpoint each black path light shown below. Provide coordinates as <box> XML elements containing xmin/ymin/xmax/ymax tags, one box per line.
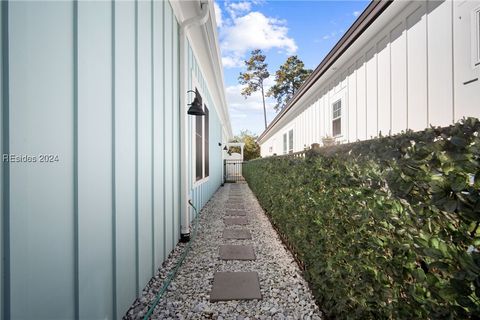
<box><xmin>186</xmin><ymin>88</ymin><xmax>206</xmax><ymax>116</ymax></box>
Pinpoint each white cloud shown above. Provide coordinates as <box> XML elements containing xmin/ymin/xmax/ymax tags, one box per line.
<box><xmin>214</xmin><ymin>2</ymin><xmax>223</xmax><ymax>27</ymax></box>
<box><xmin>222</xmin><ymin>56</ymin><xmax>243</xmax><ymax>68</ymax></box>
<box><xmin>227</xmin><ymin>1</ymin><xmax>251</xmax><ymax>16</ymax></box>
<box><xmin>321</xmin><ymin>31</ymin><xmax>337</xmax><ymax>40</ymax></box>
<box><xmin>229</xmin><ymin>2</ymin><xmax>251</xmax><ymax>12</ymax></box>
<box><xmin>320</xmin><ymin>29</ymin><xmax>345</xmax><ymax>41</ymax></box>
<box><xmin>220</xmin><ymin>11</ymin><xmax>297</xmax><ymax>68</ymax></box>
<box><xmin>226</xmin><ymin>77</ymin><xmax>275</xmax><ymax>114</ymax></box>
<box><xmin>226</xmin><ymin>81</ymin><xmax>277</xmax><ymax>135</ymax></box>
<box><xmin>353</xmin><ymin>11</ymin><xmax>361</xmax><ymax>18</ymax></box>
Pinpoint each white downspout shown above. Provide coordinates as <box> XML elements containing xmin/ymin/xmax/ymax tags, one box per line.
<box><xmin>179</xmin><ymin>1</ymin><xmax>210</xmax><ymax>242</ymax></box>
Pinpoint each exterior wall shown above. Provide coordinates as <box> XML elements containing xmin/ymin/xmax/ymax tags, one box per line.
<box><xmin>0</xmin><ymin>3</ymin><xmax>3</xmax><ymax>320</ymax></box>
<box><xmin>0</xmin><ymin>1</ymin><xmax>227</xmax><ymax>319</ymax></box>
<box><xmin>260</xmin><ymin>0</ymin><xmax>480</xmax><ymax>157</ymax></box>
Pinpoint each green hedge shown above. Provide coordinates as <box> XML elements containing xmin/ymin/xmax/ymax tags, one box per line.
<box><xmin>244</xmin><ymin>118</ymin><xmax>480</xmax><ymax>319</ymax></box>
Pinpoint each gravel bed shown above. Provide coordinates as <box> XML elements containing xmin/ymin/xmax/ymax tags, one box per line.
<box><xmin>124</xmin><ymin>183</ymin><xmax>322</xmax><ymax>320</ymax></box>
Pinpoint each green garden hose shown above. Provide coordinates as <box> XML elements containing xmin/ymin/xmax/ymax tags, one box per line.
<box><xmin>142</xmin><ymin>200</ymin><xmax>200</xmax><ymax>320</ymax></box>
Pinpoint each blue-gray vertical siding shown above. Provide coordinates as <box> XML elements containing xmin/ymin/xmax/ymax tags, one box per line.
<box><xmin>0</xmin><ymin>0</ymin><xmax>199</xmax><ymax>319</ymax></box>
<box><xmin>0</xmin><ymin>1</ymin><xmax>227</xmax><ymax>318</ymax></box>
<box><xmin>77</xmin><ymin>2</ymin><xmax>113</xmax><ymax>319</ymax></box>
<box><xmin>0</xmin><ymin>2</ymin><xmax>4</xmax><ymax>320</ymax></box>
<box><xmin>114</xmin><ymin>0</ymin><xmax>137</xmax><ymax>316</ymax></box>
<box><xmin>137</xmin><ymin>0</ymin><xmax>154</xmax><ymax>293</ymax></box>
<box><xmin>152</xmin><ymin>0</ymin><xmax>165</xmax><ymax>271</ymax></box>
<box><xmin>9</xmin><ymin>2</ymin><xmax>76</xmax><ymax>320</ymax></box>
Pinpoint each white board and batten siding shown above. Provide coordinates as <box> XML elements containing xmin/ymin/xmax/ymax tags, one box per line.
<box><xmin>260</xmin><ymin>0</ymin><xmax>480</xmax><ymax>157</ymax></box>
<box><xmin>0</xmin><ymin>1</ymin><xmax>229</xmax><ymax>319</ymax></box>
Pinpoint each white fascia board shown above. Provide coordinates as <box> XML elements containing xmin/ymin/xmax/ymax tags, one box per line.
<box><xmin>258</xmin><ymin>0</ymin><xmax>409</xmax><ymax>145</ymax></box>
<box><xmin>187</xmin><ymin>27</ymin><xmax>232</xmax><ymax>138</ymax></box>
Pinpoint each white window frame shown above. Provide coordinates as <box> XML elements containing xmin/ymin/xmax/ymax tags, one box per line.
<box><xmin>472</xmin><ymin>5</ymin><xmax>480</xmax><ymax>68</ymax></box>
<box><xmin>288</xmin><ymin>129</ymin><xmax>294</xmax><ymax>153</ymax></box>
<box><xmin>191</xmin><ymin>75</ymin><xmax>209</xmax><ymax>187</ymax></box>
<box><xmin>330</xmin><ymin>89</ymin><xmax>347</xmax><ymax>139</ymax></box>
<box><xmin>332</xmin><ymin>99</ymin><xmax>342</xmax><ymax>137</ymax></box>
<box><xmin>282</xmin><ymin>127</ymin><xmax>294</xmax><ymax>154</ymax></box>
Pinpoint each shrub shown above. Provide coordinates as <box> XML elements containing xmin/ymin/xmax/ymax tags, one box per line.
<box><xmin>244</xmin><ymin>118</ymin><xmax>480</xmax><ymax>319</ymax></box>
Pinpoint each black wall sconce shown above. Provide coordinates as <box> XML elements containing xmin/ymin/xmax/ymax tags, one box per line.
<box><xmin>187</xmin><ymin>88</ymin><xmax>205</xmax><ymax>116</ymax></box>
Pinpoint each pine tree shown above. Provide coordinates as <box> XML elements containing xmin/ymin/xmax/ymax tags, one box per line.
<box><xmin>238</xmin><ymin>49</ymin><xmax>270</xmax><ymax>130</ymax></box>
<box><xmin>267</xmin><ymin>55</ymin><xmax>312</xmax><ymax>112</ymax></box>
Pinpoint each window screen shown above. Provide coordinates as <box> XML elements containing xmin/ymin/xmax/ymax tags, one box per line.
<box><xmin>288</xmin><ymin>129</ymin><xmax>293</xmax><ymax>153</ymax></box>
<box><xmin>332</xmin><ymin>100</ymin><xmax>342</xmax><ymax>137</ymax></box>
<box><xmin>283</xmin><ymin>133</ymin><xmax>287</xmax><ymax>154</ymax></box>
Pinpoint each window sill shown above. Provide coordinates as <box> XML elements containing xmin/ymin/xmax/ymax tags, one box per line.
<box><xmin>193</xmin><ymin>176</ymin><xmax>210</xmax><ymax>188</ymax></box>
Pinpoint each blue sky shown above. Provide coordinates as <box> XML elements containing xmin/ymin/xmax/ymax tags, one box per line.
<box><xmin>214</xmin><ymin>0</ymin><xmax>370</xmax><ymax>136</ymax></box>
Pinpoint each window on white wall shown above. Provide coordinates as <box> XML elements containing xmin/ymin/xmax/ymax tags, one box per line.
<box><xmin>283</xmin><ymin>133</ymin><xmax>287</xmax><ymax>154</ymax></box>
<box><xmin>474</xmin><ymin>7</ymin><xmax>480</xmax><ymax>66</ymax></box>
<box><xmin>288</xmin><ymin>129</ymin><xmax>294</xmax><ymax>153</ymax></box>
<box><xmin>332</xmin><ymin>100</ymin><xmax>342</xmax><ymax>137</ymax></box>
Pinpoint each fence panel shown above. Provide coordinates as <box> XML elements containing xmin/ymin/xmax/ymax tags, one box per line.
<box><xmin>224</xmin><ymin>160</ymin><xmax>245</xmax><ymax>183</ymax></box>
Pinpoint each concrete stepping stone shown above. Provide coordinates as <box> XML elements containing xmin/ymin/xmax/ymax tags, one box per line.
<box><xmin>210</xmin><ymin>272</ymin><xmax>262</xmax><ymax>302</ymax></box>
<box><xmin>219</xmin><ymin>245</ymin><xmax>256</xmax><ymax>260</ymax></box>
<box><xmin>225</xmin><ymin>209</ymin><xmax>246</xmax><ymax>216</ymax></box>
<box><xmin>224</xmin><ymin>217</ymin><xmax>248</xmax><ymax>225</ymax></box>
<box><xmin>228</xmin><ymin>202</ymin><xmax>244</xmax><ymax>205</ymax></box>
<box><xmin>228</xmin><ymin>200</ymin><xmax>244</xmax><ymax>204</ymax></box>
<box><xmin>226</xmin><ymin>204</ymin><xmax>245</xmax><ymax>210</ymax></box>
<box><xmin>223</xmin><ymin>229</ymin><xmax>252</xmax><ymax>239</ymax></box>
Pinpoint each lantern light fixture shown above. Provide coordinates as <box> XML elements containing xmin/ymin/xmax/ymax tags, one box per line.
<box><xmin>186</xmin><ymin>88</ymin><xmax>206</xmax><ymax>116</ymax></box>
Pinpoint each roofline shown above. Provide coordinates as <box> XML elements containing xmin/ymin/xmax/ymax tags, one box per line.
<box><xmin>257</xmin><ymin>0</ymin><xmax>393</xmax><ymax>143</ymax></box>
<box><xmin>170</xmin><ymin>0</ymin><xmax>233</xmax><ymax>139</ymax></box>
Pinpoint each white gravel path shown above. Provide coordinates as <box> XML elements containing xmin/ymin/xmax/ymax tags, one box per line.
<box><xmin>124</xmin><ymin>183</ymin><xmax>322</xmax><ymax>320</ymax></box>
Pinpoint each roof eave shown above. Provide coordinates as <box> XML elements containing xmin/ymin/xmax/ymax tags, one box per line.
<box><xmin>257</xmin><ymin>0</ymin><xmax>393</xmax><ymax>144</ymax></box>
